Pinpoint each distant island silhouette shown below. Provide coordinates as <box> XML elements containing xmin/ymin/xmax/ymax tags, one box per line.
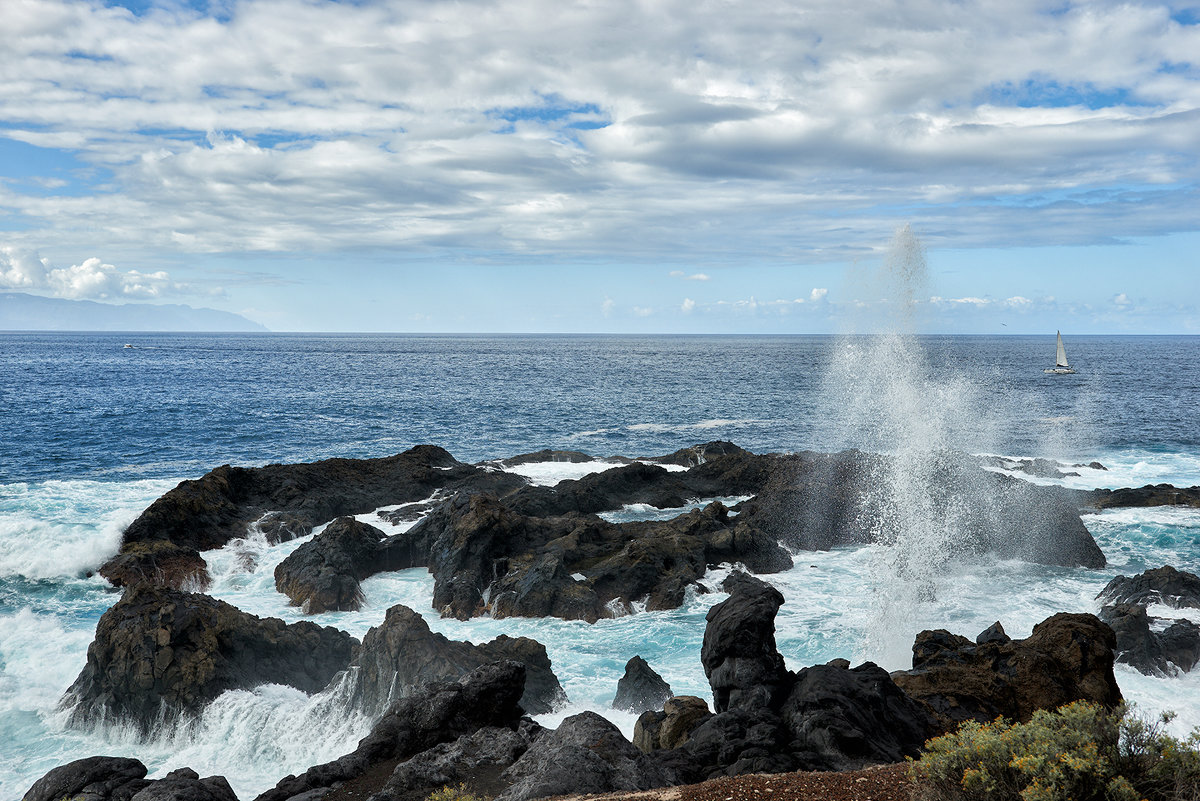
<box><xmin>0</xmin><ymin>292</ymin><xmax>268</xmax><ymax>332</ymax></box>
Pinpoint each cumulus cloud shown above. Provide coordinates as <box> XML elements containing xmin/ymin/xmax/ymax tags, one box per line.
<box><xmin>931</xmin><ymin>296</ymin><xmax>992</xmax><ymax>307</ymax></box>
<box><xmin>1114</xmin><ymin>292</ymin><xmax>1132</xmax><ymax>307</ymax></box>
<box><xmin>0</xmin><ymin>0</ymin><xmax>1196</xmax><ymax>262</ymax></box>
<box><xmin>810</xmin><ymin>288</ymin><xmax>829</xmax><ymax>302</ymax></box>
<box><xmin>0</xmin><ymin>246</ymin><xmax>197</xmax><ymax>300</ymax></box>
<box><xmin>681</xmin><ymin>297</ymin><xmax>696</xmax><ymax>313</ymax></box>
<box><xmin>670</xmin><ymin>271</ymin><xmax>711</xmax><ymax>281</ymax></box>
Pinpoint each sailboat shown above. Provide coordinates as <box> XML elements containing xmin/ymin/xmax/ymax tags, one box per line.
<box><xmin>1043</xmin><ymin>331</ymin><xmax>1076</xmax><ymax>374</ymax></box>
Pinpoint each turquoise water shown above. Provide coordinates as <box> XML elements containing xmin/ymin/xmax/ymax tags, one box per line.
<box><xmin>1</xmin><ymin>334</ymin><xmax>1198</xmax><ymax>800</ymax></box>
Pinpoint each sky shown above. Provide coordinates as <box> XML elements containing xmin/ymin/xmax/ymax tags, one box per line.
<box><xmin>0</xmin><ymin>0</ymin><xmax>1198</xmax><ymax>333</ymax></box>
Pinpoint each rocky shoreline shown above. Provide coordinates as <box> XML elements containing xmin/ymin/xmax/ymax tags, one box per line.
<box><xmin>29</xmin><ymin>443</ymin><xmax>1200</xmax><ymax>801</ymax></box>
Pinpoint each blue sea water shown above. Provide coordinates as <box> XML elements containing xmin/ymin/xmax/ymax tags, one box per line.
<box><xmin>1</xmin><ymin>332</ymin><xmax>1198</xmax><ymax>800</ymax></box>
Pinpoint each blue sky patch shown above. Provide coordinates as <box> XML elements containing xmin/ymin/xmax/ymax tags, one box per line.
<box><xmin>488</xmin><ymin>96</ymin><xmax>607</xmax><ymax>125</ymax></box>
<box><xmin>1171</xmin><ymin>8</ymin><xmax>1200</xmax><ymax>25</ymax></box>
<box><xmin>104</xmin><ymin>0</ymin><xmax>232</xmax><ymax>20</ymax></box>
<box><xmin>0</xmin><ymin>137</ymin><xmax>87</xmax><ymax>179</ymax></box>
<box><xmin>981</xmin><ymin>79</ymin><xmax>1148</xmax><ymax>109</ymax></box>
<box><xmin>0</xmin><ymin>137</ymin><xmax>114</xmax><ymax>198</ymax></box>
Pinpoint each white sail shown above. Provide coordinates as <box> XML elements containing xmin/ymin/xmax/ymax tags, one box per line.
<box><xmin>1055</xmin><ymin>330</ymin><xmax>1069</xmax><ymax>367</ymax></box>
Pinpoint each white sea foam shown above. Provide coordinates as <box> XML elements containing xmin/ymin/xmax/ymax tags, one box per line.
<box><xmin>495</xmin><ymin>459</ymin><xmax>688</xmax><ymax>487</ymax></box>
<box><xmin>0</xmin><ymin>478</ymin><xmax>174</xmax><ymax>579</ymax></box>
<box><xmin>500</xmin><ymin>460</ymin><xmax>625</xmax><ymax>485</ymax></box>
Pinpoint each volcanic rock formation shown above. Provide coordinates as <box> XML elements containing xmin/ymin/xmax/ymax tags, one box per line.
<box><xmin>62</xmin><ymin>584</ymin><xmax>357</xmax><ymax>735</ymax></box>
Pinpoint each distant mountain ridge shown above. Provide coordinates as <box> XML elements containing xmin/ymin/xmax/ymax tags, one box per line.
<box><xmin>0</xmin><ymin>292</ymin><xmax>268</xmax><ymax>332</ymax></box>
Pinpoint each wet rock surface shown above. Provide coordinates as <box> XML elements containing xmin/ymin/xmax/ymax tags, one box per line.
<box><xmin>634</xmin><ymin>696</ymin><xmax>713</xmax><ymax>753</ymax></box>
<box><xmin>891</xmin><ymin>614</ymin><xmax>1122</xmax><ymax>734</ymax></box>
<box><xmin>24</xmin><ymin>756</ymin><xmax>150</xmax><ymax>801</ymax></box>
<box><xmin>104</xmin><ymin>442</ymin><xmax>1111</xmax><ymax>617</ymax></box>
<box><xmin>646</xmin><ymin>572</ymin><xmax>935</xmax><ymax>782</ymax></box>
<box><xmin>103</xmin><ymin>445</ymin><xmax>527</xmax><ymax>590</ymax></box>
<box><xmin>62</xmin><ymin>584</ymin><xmax>357</xmax><ymax>735</ymax></box>
<box><xmin>23</xmin><ymin>758</ymin><xmax>238</xmax><ymax>801</ymax></box>
<box><xmin>612</xmin><ymin>655</ymin><xmax>673</xmax><ymax>714</ymax></box>
<box><xmin>410</xmin><ymin>492</ymin><xmax>793</xmax><ymax>622</ymax></box>
<box><xmin>254</xmin><ymin>661</ymin><xmax>529</xmax><ymax>801</ymax></box>
<box><xmin>1085</xmin><ymin>484</ymin><xmax>1200</xmax><ymax>509</ymax></box>
<box><xmin>342</xmin><ymin>603</ymin><xmax>565</xmax><ymax>717</ymax></box>
<box><xmin>496</xmin><ymin>711</ymin><xmax>674</xmax><ymax>801</ymax></box>
<box><xmin>700</xmin><ymin>573</ymin><xmax>790</xmax><ymax>714</ymax></box>
<box><xmin>1099</xmin><ymin>603</ymin><xmax>1200</xmax><ymax>676</ymax></box>
<box><xmin>274</xmin><ymin>517</ymin><xmax>415</xmax><ymax>613</ymax></box>
<box><xmin>1096</xmin><ymin>565</ymin><xmax>1200</xmax><ymax>609</ymax></box>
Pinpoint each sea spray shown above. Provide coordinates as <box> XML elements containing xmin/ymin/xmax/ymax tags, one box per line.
<box><xmin>820</xmin><ymin>225</ymin><xmax>1004</xmax><ymax>666</ymax></box>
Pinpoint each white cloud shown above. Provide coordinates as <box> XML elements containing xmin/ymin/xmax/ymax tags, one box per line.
<box><xmin>0</xmin><ymin>0</ymin><xmax>1196</xmax><ymax>261</ymax></box>
<box><xmin>1114</xmin><ymin>292</ymin><xmax>1132</xmax><ymax>307</ymax></box>
<box><xmin>1005</xmin><ymin>296</ymin><xmax>1033</xmax><ymax>307</ymax></box>
<box><xmin>810</xmin><ymin>287</ymin><xmax>828</xmax><ymax>302</ymax></box>
<box><xmin>681</xmin><ymin>297</ymin><xmax>696</xmax><ymax>314</ymax></box>
<box><xmin>632</xmin><ymin>306</ymin><xmax>654</xmax><ymax>317</ymax></box>
<box><xmin>0</xmin><ymin>246</ymin><xmax>196</xmax><ymax>300</ymax></box>
<box><xmin>601</xmin><ymin>297</ymin><xmax>615</xmax><ymax>317</ymax></box>
<box><xmin>932</xmin><ymin>296</ymin><xmax>992</xmax><ymax>307</ymax></box>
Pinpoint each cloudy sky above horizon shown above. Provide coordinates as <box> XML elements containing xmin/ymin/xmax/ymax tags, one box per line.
<box><xmin>1</xmin><ymin>0</ymin><xmax>1197</xmax><ymax>333</ymax></box>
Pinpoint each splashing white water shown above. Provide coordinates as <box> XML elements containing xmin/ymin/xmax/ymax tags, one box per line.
<box><xmin>821</xmin><ymin>226</ymin><xmax>1005</xmax><ymax>665</ymax></box>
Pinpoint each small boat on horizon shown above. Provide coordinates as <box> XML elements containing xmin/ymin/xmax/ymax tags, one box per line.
<box><xmin>1044</xmin><ymin>331</ymin><xmax>1076</xmax><ymax>374</ymax></box>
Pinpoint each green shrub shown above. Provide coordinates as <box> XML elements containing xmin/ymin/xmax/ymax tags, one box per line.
<box><xmin>909</xmin><ymin>701</ymin><xmax>1200</xmax><ymax>801</ymax></box>
<box><xmin>426</xmin><ymin>783</ymin><xmax>484</xmax><ymax>801</ymax></box>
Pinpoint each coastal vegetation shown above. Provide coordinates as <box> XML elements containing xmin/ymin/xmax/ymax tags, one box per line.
<box><xmin>911</xmin><ymin>702</ymin><xmax>1200</xmax><ymax>801</ymax></box>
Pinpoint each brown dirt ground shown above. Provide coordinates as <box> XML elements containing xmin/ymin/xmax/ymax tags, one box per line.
<box><xmin>552</xmin><ymin>763</ymin><xmax>919</xmax><ymax>801</ymax></box>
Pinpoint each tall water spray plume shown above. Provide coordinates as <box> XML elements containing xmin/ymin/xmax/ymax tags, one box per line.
<box><xmin>821</xmin><ymin>225</ymin><xmax>993</xmax><ymax>667</ymax></box>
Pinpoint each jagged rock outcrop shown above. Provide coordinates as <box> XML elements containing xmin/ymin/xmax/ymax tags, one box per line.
<box><xmin>1085</xmin><ymin>484</ymin><xmax>1200</xmax><ymax>510</ymax></box>
<box><xmin>126</xmin><ymin>768</ymin><xmax>238</xmax><ymax>801</ymax></box>
<box><xmin>780</xmin><ymin>660</ymin><xmax>934</xmax><ymax>771</ymax></box>
<box><xmin>700</xmin><ymin>573</ymin><xmax>790</xmax><ymax>713</ymax></box>
<box><xmin>102</xmin><ymin>445</ymin><xmax>526</xmax><ymax>590</ymax></box>
<box><xmin>1099</xmin><ymin>603</ymin><xmax>1200</xmax><ymax>677</ymax></box>
<box><xmin>633</xmin><ymin>696</ymin><xmax>712</xmax><ymax>753</ymax></box>
<box><xmin>370</xmin><ymin>724</ymin><xmax>538</xmax><ymax>801</ymax></box>
<box><xmin>341</xmin><ymin>603</ymin><xmax>565</xmax><ymax>717</ymax></box>
<box><xmin>99</xmin><ymin>540</ymin><xmax>212</xmax><ymax>592</ymax></box>
<box><xmin>62</xmin><ymin>584</ymin><xmax>357</xmax><ymax>735</ymax></box>
<box><xmin>273</xmin><ymin>517</ymin><xmax>418</xmax><ymax>613</ymax></box>
<box><xmin>505</xmin><ymin>462</ymin><xmax>692</xmax><ymax>517</ymax></box>
<box><xmin>494</xmin><ymin>449</ymin><xmax>598</xmax><ymax>466</ymax></box>
<box><xmin>23</xmin><ymin>756</ymin><xmax>150</xmax><ymax>801</ymax></box>
<box><xmin>410</xmin><ymin>493</ymin><xmax>792</xmax><ymax>622</ymax></box>
<box><xmin>254</xmin><ymin>661</ymin><xmax>528</xmax><ymax>801</ymax></box>
<box><xmin>647</xmin><ymin>572</ymin><xmax>933</xmax><ymax>781</ymax></box>
<box><xmin>612</xmin><ymin>656</ymin><xmax>673</xmax><ymax>714</ymax></box>
<box><xmin>496</xmin><ymin>712</ymin><xmax>673</xmax><ymax>801</ymax></box>
<box><xmin>891</xmin><ymin>614</ymin><xmax>1122</xmax><ymax>734</ymax></box>
<box><xmin>645</xmin><ymin>441</ymin><xmax>754</xmax><ymax>468</ymax></box>
<box><xmin>975</xmin><ymin>620</ymin><xmax>1010</xmax><ymax>645</ymax></box>
<box><xmin>23</xmin><ymin>758</ymin><xmax>237</xmax><ymax>801</ymax></box>
<box><xmin>1096</xmin><ymin>565</ymin><xmax>1200</xmax><ymax>609</ymax></box>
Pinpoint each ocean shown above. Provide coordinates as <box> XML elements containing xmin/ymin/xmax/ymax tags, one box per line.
<box><xmin>1</xmin><ymin>332</ymin><xmax>1198</xmax><ymax>800</ymax></box>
